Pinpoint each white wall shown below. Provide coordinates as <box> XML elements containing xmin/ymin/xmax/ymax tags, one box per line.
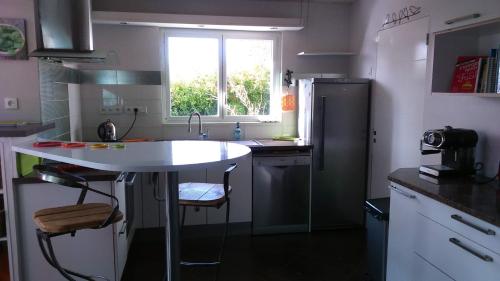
<box><xmin>350</xmin><ymin>0</ymin><xmax>500</xmax><ymax>176</ymax></box>
<box><xmin>81</xmin><ymin>1</ymin><xmax>352</xmax><ymax>141</ymax></box>
<box><xmin>0</xmin><ymin>0</ymin><xmax>40</xmax><ymax>122</ymax></box>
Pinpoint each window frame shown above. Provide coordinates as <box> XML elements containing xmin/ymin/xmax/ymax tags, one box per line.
<box><xmin>162</xmin><ymin>28</ymin><xmax>282</xmax><ymax>124</ymax></box>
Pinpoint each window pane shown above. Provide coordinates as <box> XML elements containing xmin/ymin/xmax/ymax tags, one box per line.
<box><xmin>168</xmin><ymin>37</ymin><xmax>219</xmax><ymax>117</ymax></box>
<box><xmin>225</xmin><ymin>39</ymin><xmax>273</xmax><ymax>116</ymax></box>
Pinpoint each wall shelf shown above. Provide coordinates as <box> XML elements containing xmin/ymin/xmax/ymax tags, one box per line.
<box><xmin>430</xmin><ymin>18</ymin><xmax>500</xmax><ymax>94</ymax></box>
<box><xmin>297</xmin><ymin>51</ymin><xmax>356</xmax><ymax>56</ymax></box>
<box><xmin>432</xmin><ymin>92</ymin><xmax>500</xmax><ymax>97</ymax></box>
<box><xmin>92</xmin><ymin>11</ymin><xmax>304</xmax><ymax>31</ymax></box>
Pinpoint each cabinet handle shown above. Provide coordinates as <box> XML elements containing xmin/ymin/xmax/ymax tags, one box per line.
<box><xmin>318</xmin><ymin>96</ymin><xmax>326</xmax><ymax>171</ymax></box>
<box><xmin>445</xmin><ymin>13</ymin><xmax>481</xmax><ymax>25</ymax></box>
<box><xmin>119</xmin><ymin>220</ymin><xmax>127</xmax><ymax>236</ymax></box>
<box><xmin>389</xmin><ymin>185</ymin><xmax>416</xmax><ymax>199</ymax></box>
<box><xmin>449</xmin><ymin>238</ymin><xmax>493</xmax><ymax>262</ymax></box>
<box><xmin>451</xmin><ymin>214</ymin><xmax>496</xmax><ymax>236</ymax></box>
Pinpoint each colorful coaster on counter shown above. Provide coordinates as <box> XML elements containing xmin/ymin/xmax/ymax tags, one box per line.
<box><xmin>61</xmin><ymin>142</ymin><xmax>86</xmax><ymax>148</ymax></box>
<box><xmin>32</xmin><ymin>141</ymin><xmax>62</xmax><ymax>148</ymax></box>
<box><xmin>111</xmin><ymin>143</ymin><xmax>126</xmax><ymax>149</ymax></box>
<box><xmin>89</xmin><ymin>143</ymin><xmax>109</xmax><ymax>149</ymax></box>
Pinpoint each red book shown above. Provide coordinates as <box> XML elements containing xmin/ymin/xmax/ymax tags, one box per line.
<box><xmin>450</xmin><ymin>56</ymin><xmax>486</xmax><ymax>93</ymax></box>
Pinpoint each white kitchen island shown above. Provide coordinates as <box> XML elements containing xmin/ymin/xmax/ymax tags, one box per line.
<box><xmin>11</xmin><ymin>140</ymin><xmax>251</xmax><ymax>281</ymax></box>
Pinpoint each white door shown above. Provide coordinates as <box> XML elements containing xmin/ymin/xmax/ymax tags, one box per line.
<box><xmin>369</xmin><ymin>17</ymin><xmax>429</xmax><ymax>199</ymax></box>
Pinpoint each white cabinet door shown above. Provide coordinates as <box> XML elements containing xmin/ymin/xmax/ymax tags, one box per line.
<box><xmin>430</xmin><ymin>0</ymin><xmax>500</xmax><ymax>32</ymax></box>
<box><xmin>206</xmin><ymin>154</ymin><xmax>252</xmax><ymax>224</ymax></box>
<box><xmin>15</xmin><ymin>181</ymin><xmax>116</xmax><ymax>281</ymax></box>
<box><xmin>139</xmin><ymin>172</ymin><xmax>165</xmax><ymax>228</ymax></box>
<box><xmin>386</xmin><ymin>184</ymin><xmax>420</xmax><ymax>281</ymax></box>
<box><xmin>417</xmin><ymin>192</ymin><xmax>500</xmax><ymax>255</ymax></box>
<box><xmin>410</xmin><ymin>253</ymin><xmax>454</xmax><ymax>281</ymax></box>
<box><xmin>178</xmin><ymin>169</ymin><xmax>208</xmax><ymax>226</ymax></box>
<box><xmin>414</xmin><ymin>213</ymin><xmax>500</xmax><ymax>281</ymax></box>
<box><xmin>113</xmin><ymin>179</ymin><xmax>128</xmax><ymax>281</ymax></box>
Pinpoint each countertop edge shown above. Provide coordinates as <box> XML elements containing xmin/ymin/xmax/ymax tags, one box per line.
<box><xmin>13</xmin><ymin>174</ymin><xmax>120</xmax><ymax>184</ymax></box>
<box><xmin>388</xmin><ymin>168</ymin><xmax>500</xmax><ymax>228</ymax></box>
<box><xmin>12</xmin><ymin>141</ymin><xmax>252</xmax><ymax>172</ymax></box>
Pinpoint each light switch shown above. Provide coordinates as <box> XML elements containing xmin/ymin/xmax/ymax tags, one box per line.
<box><xmin>4</xmin><ymin>98</ymin><xmax>19</xmax><ymax>110</ymax></box>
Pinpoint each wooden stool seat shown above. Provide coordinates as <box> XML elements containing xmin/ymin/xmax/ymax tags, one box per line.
<box><xmin>33</xmin><ymin>203</ymin><xmax>123</xmax><ymax>234</ymax></box>
<box><xmin>179</xmin><ymin>182</ymin><xmax>232</xmax><ymax>207</ymax></box>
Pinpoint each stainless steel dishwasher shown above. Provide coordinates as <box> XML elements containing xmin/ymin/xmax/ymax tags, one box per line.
<box><xmin>252</xmin><ymin>150</ymin><xmax>311</xmax><ymax>235</ymax></box>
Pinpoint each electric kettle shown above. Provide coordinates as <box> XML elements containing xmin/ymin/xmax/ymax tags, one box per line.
<box><xmin>97</xmin><ymin>119</ymin><xmax>117</xmax><ymax>142</ymax></box>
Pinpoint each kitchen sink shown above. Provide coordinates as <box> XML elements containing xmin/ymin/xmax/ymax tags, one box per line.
<box><xmin>157</xmin><ymin>138</ymin><xmax>263</xmax><ymax>147</ymax></box>
<box><xmin>228</xmin><ymin>140</ymin><xmax>263</xmax><ymax>147</ymax></box>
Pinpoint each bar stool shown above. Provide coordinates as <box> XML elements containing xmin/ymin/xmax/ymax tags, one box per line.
<box><xmin>179</xmin><ymin>163</ymin><xmax>238</xmax><ymax>281</ymax></box>
<box><xmin>32</xmin><ymin>165</ymin><xmax>123</xmax><ymax>281</ymax></box>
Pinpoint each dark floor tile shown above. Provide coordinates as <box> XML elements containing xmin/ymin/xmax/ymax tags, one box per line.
<box><xmin>122</xmin><ymin>228</ymin><xmax>368</xmax><ymax>281</ymax></box>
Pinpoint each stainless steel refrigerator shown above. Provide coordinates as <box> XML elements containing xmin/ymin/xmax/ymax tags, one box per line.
<box><xmin>298</xmin><ymin>78</ymin><xmax>371</xmax><ymax>230</ymax></box>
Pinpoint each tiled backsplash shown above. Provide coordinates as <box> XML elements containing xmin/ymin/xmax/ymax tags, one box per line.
<box><xmin>38</xmin><ymin>61</ymin><xmax>76</xmax><ymax>141</ymax></box>
<box><xmin>38</xmin><ymin>64</ymin><xmax>164</xmax><ymax>141</ymax></box>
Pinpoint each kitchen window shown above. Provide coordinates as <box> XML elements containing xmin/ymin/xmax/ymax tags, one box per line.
<box><xmin>163</xmin><ymin>29</ymin><xmax>282</xmax><ymax>123</ymax></box>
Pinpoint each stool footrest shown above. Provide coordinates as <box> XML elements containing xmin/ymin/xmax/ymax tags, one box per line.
<box><xmin>181</xmin><ymin>261</ymin><xmax>221</xmax><ymax>267</ymax></box>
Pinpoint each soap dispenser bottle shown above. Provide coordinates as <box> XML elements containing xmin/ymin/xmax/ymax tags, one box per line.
<box><xmin>234</xmin><ymin>122</ymin><xmax>241</xmax><ymax>140</ymax></box>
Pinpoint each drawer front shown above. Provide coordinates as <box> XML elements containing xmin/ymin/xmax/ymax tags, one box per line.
<box><xmin>417</xmin><ymin>192</ymin><xmax>500</xmax><ymax>255</ymax></box>
<box><xmin>415</xmin><ymin>213</ymin><xmax>500</xmax><ymax>281</ymax></box>
<box><xmin>387</xmin><ymin>183</ymin><xmax>421</xmax><ymax>281</ymax></box>
<box><xmin>410</xmin><ymin>253</ymin><xmax>454</xmax><ymax>281</ymax></box>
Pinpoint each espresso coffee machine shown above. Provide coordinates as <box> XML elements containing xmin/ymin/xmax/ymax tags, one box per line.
<box><xmin>419</xmin><ymin>126</ymin><xmax>478</xmax><ymax>177</ymax></box>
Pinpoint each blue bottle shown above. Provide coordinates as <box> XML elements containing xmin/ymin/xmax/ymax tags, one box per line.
<box><xmin>234</xmin><ymin>122</ymin><xmax>241</xmax><ymax>140</ymax></box>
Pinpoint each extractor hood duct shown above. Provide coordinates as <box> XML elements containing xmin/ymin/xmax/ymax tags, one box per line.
<box><xmin>30</xmin><ymin>0</ymin><xmax>106</xmax><ymax>62</ymax></box>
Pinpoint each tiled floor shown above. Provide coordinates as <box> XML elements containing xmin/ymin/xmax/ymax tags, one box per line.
<box><xmin>122</xmin><ymin>227</ymin><xmax>368</xmax><ymax>281</ymax></box>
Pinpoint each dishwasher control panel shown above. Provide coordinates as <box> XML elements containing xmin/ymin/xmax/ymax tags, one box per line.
<box><xmin>253</xmin><ymin>155</ymin><xmax>311</xmax><ymax>166</ymax></box>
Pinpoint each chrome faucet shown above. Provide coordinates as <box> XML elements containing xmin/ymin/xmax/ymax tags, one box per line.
<box><xmin>188</xmin><ymin>112</ymin><xmax>204</xmax><ymax>138</ymax></box>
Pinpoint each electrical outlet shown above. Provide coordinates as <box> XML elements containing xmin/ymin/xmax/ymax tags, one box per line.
<box><xmin>4</xmin><ymin>97</ymin><xmax>19</xmax><ymax>110</ymax></box>
<box><xmin>100</xmin><ymin>106</ymin><xmax>123</xmax><ymax>114</ymax></box>
<box><xmin>124</xmin><ymin>106</ymin><xmax>147</xmax><ymax>114</ymax></box>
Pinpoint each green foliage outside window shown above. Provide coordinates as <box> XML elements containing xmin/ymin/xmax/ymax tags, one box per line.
<box><xmin>170</xmin><ymin>66</ymin><xmax>270</xmax><ymax>117</ymax></box>
<box><xmin>170</xmin><ymin>75</ymin><xmax>218</xmax><ymax>116</ymax></box>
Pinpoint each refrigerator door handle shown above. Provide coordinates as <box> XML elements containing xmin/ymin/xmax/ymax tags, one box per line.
<box><xmin>318</xmin><ymin>96</ymin><xmax>326</xmax><ymax>171</ymax></box>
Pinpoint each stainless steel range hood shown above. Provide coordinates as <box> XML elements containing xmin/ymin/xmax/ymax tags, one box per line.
<box><xmin>30</xmin><ymin>0</ymin><xmax>106</xmax><ymax>62</ymax></box>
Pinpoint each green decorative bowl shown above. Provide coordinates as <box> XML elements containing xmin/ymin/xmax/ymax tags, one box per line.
<box><xmin>0</xmin><ymin>24</ymin><xmax>26</xmax><ymax>56</ymax></box>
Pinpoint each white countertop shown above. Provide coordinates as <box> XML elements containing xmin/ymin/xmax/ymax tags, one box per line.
<box><xmin>12</xmin><ymin>140</ymin><xmax>251</xmax><ymax>172</ymax></box>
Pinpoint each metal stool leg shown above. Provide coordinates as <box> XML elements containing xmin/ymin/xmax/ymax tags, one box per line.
<box><xmin>36</xmin><ymin>229</ymin><xmax>94</xmax><ymax>281</ymax></box>
<box><xmin>214</xmin><ymin>199</ymin><xmax>230</xmax><ymax>281</ymax></box>
<box><xmin>180</xmin><ymin>201</ymin><xmax>231</xmax><ymax>272</ymax></box>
